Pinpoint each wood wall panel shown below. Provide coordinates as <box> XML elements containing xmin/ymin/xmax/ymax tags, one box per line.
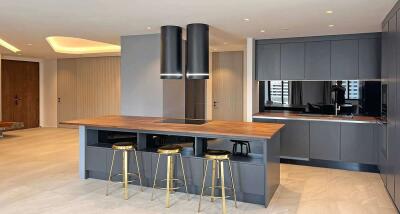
<box><xmin>57</xmin><ymin>57</ymin><xmax>120</xmax><ymax>126</ymax></box>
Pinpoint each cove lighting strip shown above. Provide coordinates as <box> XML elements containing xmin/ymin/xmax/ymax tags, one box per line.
<box><xmin>160</xmin><ymin>73</ymin><xmax>183</xmax><ymax>77</ymax></box>
<box><xmin>186</xmin><ymin>73</ymin><xmax>209</xmax><ymax>77</ymax></box>
<box><xmin>0</xmin><ymin>38</ymin><xmax>21</xmax><ymax>53</ymax></box>
<box><xmin>46</xmin><ymin>36</ymin><xmax>120</xmax><ymax>54</ymax></box>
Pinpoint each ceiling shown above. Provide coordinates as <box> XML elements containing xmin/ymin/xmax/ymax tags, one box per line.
<box><xmin>0</xmin><ymin>0</ymin><xmax>396</xmax><ymax>59</ymax></box>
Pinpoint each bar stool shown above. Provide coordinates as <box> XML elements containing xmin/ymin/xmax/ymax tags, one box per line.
<box><xmin>151</xmin><ymin>144</ymin><xmax>189</xmax><ymax>208</ymax></box>
<box><xmin>106</xmin><ymin>142</ymin><xmax>143</xmax><ymax>200</ymax></box>
<box><xmin>198</xmin><ymin>150</ymin><xmax>238</xmax><ymax>214</ymax></box>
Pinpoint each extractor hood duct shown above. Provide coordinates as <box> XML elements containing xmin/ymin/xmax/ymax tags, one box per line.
<box><xmin>160</xmin><ymin>25</ymin><xmax>183</xmax><ymax>79</ymax></box>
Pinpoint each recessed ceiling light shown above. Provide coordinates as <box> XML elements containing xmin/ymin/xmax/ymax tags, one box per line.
<box><xmin>260</xmin><ymin>29</ymin><xmax>266</xmax><ymax>33</ymax></box>
<box><xmin>46</xmin><ymin>36</ymin><xmax>121</xmax><ymax>54</ymax></box>
<box><xmin>243</xmin><ymin>18</ymin><xmax>250</xmax><ymax>22</ymax></box>
<box><xmin>280</xmin><ymin>28</ymin><xmax>289</xmax><ymax>31</ymax></box>
<box><xmin>27</xmin><ymin>43</ymin><xmax>33</xmax><ymax>46</ymax></box>
<box><xmin>146</xmin><ymin>26</ymin><xmax>152</xmax><ymax>30</ymax></box>
<box><xmin>329</xmin><ymin>24</ymin><xmax>335</xmax><ymax>27</ymax></box>
<box><xmin>17</xmin><ymin>53</ymin><xmax>22</xmax><ymax>55</ymax></box>
<box><xmin>326</xmin><ymin>10</ymin><xmax>333</xmax><ymax>14</ymax></box>
<box><xmin>223</xmin><ymin>42</ymin><xmax>228</xmax><ymax>45</ymax></box>
<box><xmin>0</xmin><ymin>38</ymin><xmax>21</xmax><ymax>53</ymax></box>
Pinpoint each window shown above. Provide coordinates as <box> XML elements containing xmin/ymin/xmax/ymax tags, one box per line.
<box><xmin>266</xmin><ymin>81</ymin><xmax>289</xmax><ymax>104</ymax></box>
<box><xmin>342</xmin><ymin>80</ymin><xmax>360</xmax><ymax>100</ymax></box>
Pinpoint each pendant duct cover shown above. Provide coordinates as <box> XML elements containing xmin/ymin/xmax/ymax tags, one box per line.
<box><xmin>160</xmin><ymin>25</ymin><xmax>182</xmax><ymax>79</ymax></box>
<box><xmin>186</xmin><ymin>23</ymin><xmax>209</xmax><ymax>79</ymax></box>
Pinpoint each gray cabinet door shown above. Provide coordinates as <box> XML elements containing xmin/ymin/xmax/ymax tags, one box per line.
<box><xmin>86</xmin><ymin>146</ymin><xmax>109</xmax><ymax>172</ymax></box>
<box><xmin>305</xmin><ymin>41</ymin><xmax>331</xmax><ymax>80</ymax></box>
<box><xmin>280</xmin><ymin>120</ymin><xmax>310</xmax><ymax>159</ymax></box>
<box><xmin>359</xmin><ymin>38</ymin><xmax>380</xmax><ymax>79</ymax></box>
<box><xmin>340</xmin><ymin>123</ymin><xmax>377</xmax><ymax>164</ymax></box>
<box><xmin>377</xmin><ymin>124</ymin><xmax>387</xmax><ymax>186</ymax></box>
<box><xmin>256</xmin><ymin>44</ymin><xmax>281</xmax><ymax>80</ymax></box>
<box><xmin>331</xmin><ymin>40</ymin><xmax>359</xmax><ymax>80</ymax></box>
<box><xmin>236</xmin><ymin>163</ymin><xmax>265</xmax><ymax>195</ymax></box>
<box><xmin>310</xmin><ymin>121</ymin><xmax>340</xmax><ymax>161</ymax></box>
<box><xmin>281</xmin><ymin>43</ymin><xmax>305</xmax><ymax>80</ymax></box>
<box><xmin>381</xmin><ymin>23</ymin><xmax>389</xmax><ymax>80</ymax></box>
<box><xmin>386</xmin><ymin>14</ymin><xmax>397</xmax><ymax>201</ymax></box>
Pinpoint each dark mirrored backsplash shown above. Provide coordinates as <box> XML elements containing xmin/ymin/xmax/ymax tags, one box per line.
<box><xmin>259</xmin><ymin>80</ymin><xmax>381</xmax><ymax>116</ymax></box>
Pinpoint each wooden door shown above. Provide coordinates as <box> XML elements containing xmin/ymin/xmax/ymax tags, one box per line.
<box><xmin>57</xmin><ymin>59</ymin><xmax>77</xmax><ymax>127</ymax></box>
<box><xmin>1</xmin><ymin>60</ymin><xmax>39</xmax><ymax>128</ymax></box>
<box><xmin>212</xmin><ymin>51</ymin><xmax>243</xmax><ymax>121</ymax></box>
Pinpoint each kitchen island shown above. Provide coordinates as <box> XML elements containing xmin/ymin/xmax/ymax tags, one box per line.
<box><xmin>63</xmin><ymin>115</ymin><xmax>283</xmax><ymax>207</ymax></box>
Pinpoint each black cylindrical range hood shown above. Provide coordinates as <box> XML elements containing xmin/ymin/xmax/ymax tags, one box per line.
<box><xmin>160</xmin><ymin>25</ymin><xmax>182</xmax><ymax>79</ymax></box>
<box><xmin>186</xmin><ymin>23</ymin><xmax>209</xmax><ymax>79</ymax></box>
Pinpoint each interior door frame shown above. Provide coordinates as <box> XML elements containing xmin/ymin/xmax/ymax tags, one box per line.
<box><xmin>1</xmin><ymin>59</ymin><xmax>40</xmax><ymax>128</ymax></box>
<box><xmin>211</xmin><ymin>51</ymin><xmax>244</xmax><ymax>121</ymax></box>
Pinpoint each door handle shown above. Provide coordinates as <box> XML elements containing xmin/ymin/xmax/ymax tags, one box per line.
<box><xmin>213</xmin><ymin>101</ymin><xmax>218</xmax><ymax>107</ymax></box>
<box><xmin>14</xmin><ymin>95</ymin><xmax>22</xmax><ymax>106</ymax></box>
<box><xmin>58</xmin><ymin>97</ymin><xmax>61</xmax><ymax>103</ymax></box>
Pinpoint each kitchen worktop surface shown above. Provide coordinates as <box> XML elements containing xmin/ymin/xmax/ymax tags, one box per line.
<box><xmin>62</xmin><ymin>115</ymin><xmax>284</xmax><ymax>139</ymax></box>
<box><xmin>253</xmin><ymin>111</ymin><xmax>381</xmax><ymax>124</ymax></box>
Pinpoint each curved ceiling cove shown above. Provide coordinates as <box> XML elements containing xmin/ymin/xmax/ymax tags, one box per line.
<box><xmin>46</xmin><ymin>36</ymin><xmax>121</xmax><ymax>54</ymax></box>
<box><xmin>0</xmin><ymin>38</ymin><xmax>21</xmax><ymax>53</ymax></box>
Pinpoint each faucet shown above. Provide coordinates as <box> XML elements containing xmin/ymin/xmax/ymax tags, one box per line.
<box><xmin>334</xmin><ymin>103</ymin><xmax>340</xmax><ymax>116</ymax></box>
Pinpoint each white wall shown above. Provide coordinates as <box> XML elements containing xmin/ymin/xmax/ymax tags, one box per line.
<box><xmin>245</xmin><ymin>38</ymin><xmax>258</xmax><ymax>122</ymax></box>
<box><xmin>40</xmin><ymin>59</ymin><xmax>58</xmax><ymax>127</ymax></box>
<box><xmin>120</xmin><ymin>34</ymin><xmax>163</xmax><ymax>116</ymax></box>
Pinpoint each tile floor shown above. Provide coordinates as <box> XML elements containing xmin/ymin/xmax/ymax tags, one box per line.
<box><xmin>0</xmin><ymin>128</ymin><xmax>397</xmax><ymax>214</ymax></box>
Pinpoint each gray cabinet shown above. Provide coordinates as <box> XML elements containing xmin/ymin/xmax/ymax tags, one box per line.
<box><xmin>305</xmin><ymin>41</ymin><xmax>331</xmax><ymax>80</ymax></box>
<box><xmin>381</xmin><ymin>23</ymin><xmax>389</xmax><ymax>80</ymax></box>
<box><xmin>331</xmin><ymin>40</ymin><xmax>359</xmax><ymax>80</ymax></box>
<box><xmin>377</xmin><ymin>123</ymin><xmax>388</xmax><ymax>186</ymax></box>
<box><xmin>280</xmin><ymin>120</ymin><xmax>310</xmax><ymax>159</ymax></box>
<box><xmin>281</xmin><ymin>43</ymin><xmax>305</xmax><ymax>80</ymax></box>
<box><xmin>386</xmin><ymin>14</ymin><xmax>397</xmax><ymax>201</ymax></box>
<box><xmin>235</xmin><ymin>163</ymin><xmax>265</xmax><ymax>195</ymax></box>
<box><xmin>359</xmin><ymin>38</ymin><xmax>380</xmax><ymax>79</ymax></box>
<box><xmin>310</xmin><ymin>121</ymin><xmax>340</xmax><ymax>161</ymax></box>
<box><xmin>256</xmin><ymin>44</ymin><xmax>281</xmax><ymax>80</ymax></box>
<box><xmin>86</xmin><ymin>146</ymin><xmax>108</xmax><ymax>172</ymax></box>
<box><xmin>340</xmin><ymin>123</ymin><xmax>377</xmax><ymax>164</ymax></box>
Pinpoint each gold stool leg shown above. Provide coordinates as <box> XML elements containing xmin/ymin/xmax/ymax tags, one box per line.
<box><xmin>220</xmin><ymin>161</ymin><xmax>226</xmax><ymax>214</ymax></box>
<box><xmin>228</xmin><ymin>160</ymin><xmax>238</xmax><ymax>208</ymax></box>
<box><xmin>198</xmin><ymin>159</ymin><xmax>209</xmax><ymax>213</ymax></box>
<box><xmin>151</xmin><ymin>154</ymin><xmax>161</xmax><ymax>201</ymax></box>
<box><xmin>211</xmin><ymin>160</ymin><xmax>216</xmax><ymax>202</ymax></box>
<box><xmin>123</xmin><ymin>150</ymin><xmax>129</xmax><ymax>200</ymax></box>
<box><xmin>133</xmin><ymin>149</ymin><xmax>144</xmax><ymax>192</ymax></box>
<box><xmin>169</xmin><ymin>155</ymin><xmax>174</xmax><ymax>194</ymax></box>
<box><xmin>178</xmin><ymin>154</ymin><xmax>190</xmax><ymax>200</ymax></box>
<box><xmin>106</xmin><ymin>150</ymin><xmax>116</xmax><ymax>196</ymax></box>
<box><xmin>166</xmin><ymin>155</ymin><xmax>172</xmax><ymax>208</ymax></box>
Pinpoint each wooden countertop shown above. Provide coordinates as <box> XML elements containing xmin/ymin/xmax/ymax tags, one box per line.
<box><xmin>253</xmin><ymin>112</ymin><xmax>380</xmax><ymax>124</ymax></box>
<box><xmin>61</xmin><ymin>115</ymin><xmax>284</xmax><ymax>139</ymax></box>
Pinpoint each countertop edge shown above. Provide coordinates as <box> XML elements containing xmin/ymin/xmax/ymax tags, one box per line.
<box><xmin>252</xmin><ymin>115</ymin><xmax>379</xmax><ymax>124</ymax></box>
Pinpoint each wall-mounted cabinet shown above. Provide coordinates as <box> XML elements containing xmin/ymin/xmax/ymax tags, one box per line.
<box><xmin>305</xmin><ymin>41</ymin><xmax>331</xmax><ymax>80</ymax></box>
<box><xmin>281</xmin><ymin>43</ymin><xmax>305</xmax><ymax>80</ymax></box>
<box><xmin>331</xmin><ymin>40</ymin><xmax>359</xmax><ymax>80</ymax></box>
<box><xmin>255</xmin><ymin>44</ymin><xmax>280</xmax><ymax>80</ymax></box>
<box><xmin>255</xmin><ymin>33</ymin><xmax>381</xmax><ymax>81</ymax></box>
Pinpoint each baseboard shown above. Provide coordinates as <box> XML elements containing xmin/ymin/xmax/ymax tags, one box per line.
<box><xmin>281</xmin><ymin>158</ymin><xmax>379</xmax><ymax>173</ymax></box>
